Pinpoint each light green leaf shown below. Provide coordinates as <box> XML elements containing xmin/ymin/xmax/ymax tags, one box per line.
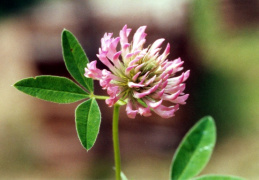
<box><xmin>121</xmin><ymin>171</ymin><xmax>128</xmax><ymax>180</ymax></box>
<box><xmin>192</xmin><ymin>175</ymin><xmax>246</xmax><ymax>180</ymax></box>
<box><xmin>62</xmin><ymin>29</ymin><xmax>93</xmax><ymax>92</ymax></box>
<box><xmin>14</xmin><ymin>75</ymin><xmax>89</xmax><ymax>103</ymax></box>
<box><xmin>75</xmin><ymin>99</ymin><xmax>101</xmax><ymax>150</ymax></box>
<box><xmin>170</xmin><ymin>116</ymin><xmax>216</xmax><ymax>180</ymax></box>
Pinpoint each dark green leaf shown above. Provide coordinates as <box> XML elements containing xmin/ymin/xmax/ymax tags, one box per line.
<box><xmin>62</xmin><ymin>29</ymin><xmax>93</xmax><ymax>92</ymax></box>
<box><xmin>75</xmin><ymin>99</ymin><xmax>101</xmax><ymax>150</ymax></box>
<box><xmin>170</xmin><ymin>116</ymin><xmax>216</xmax><ymax>180</ymax></box>
<box><xmin>14</xmin><ymin>75</ymin><xmax>89</xmax><ymax>103</ymax></box>
<box><xmin>192</xmin><ymin>175</ymin><xmax>245</xmax><ymax>180</ymax></box>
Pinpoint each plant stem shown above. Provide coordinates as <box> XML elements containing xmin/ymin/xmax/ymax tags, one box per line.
<box><xmin>113</xmin><ymin>104</ymin><xmax>121</xmax><ymax>180</ymax></box>
<box><xmin>93</xmin><ymin>95</ymin><xmax>109</xmax><ymax>100</ymax></box>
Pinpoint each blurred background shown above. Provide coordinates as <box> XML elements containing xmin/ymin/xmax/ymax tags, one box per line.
<box><xmin>1</xmin><ymin>0</ymin><xmax>259</xmax><ymax>179</ymax></box>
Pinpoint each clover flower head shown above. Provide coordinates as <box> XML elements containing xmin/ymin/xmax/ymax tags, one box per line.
<box><xmin>85</xmin><ymin>25</ymin><xmax>189</xmax><ymax>119</ymax></box>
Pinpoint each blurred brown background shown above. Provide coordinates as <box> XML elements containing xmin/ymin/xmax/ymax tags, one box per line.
<box><xmin>1</xmin><ymin>0</ymin><xmax>259</xmax><ymax>179</ymax></box>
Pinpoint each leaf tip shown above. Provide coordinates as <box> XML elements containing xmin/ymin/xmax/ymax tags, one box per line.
<box><xmin>62</xmin><ymin>29</ymin><xmax>72</xmax><ymax>37</ymax></box>
<box><xmin>62</xmin><ymin>28</ymin><xmax>68</xmax><ymax>34</ymax></box>
<box><xmin>13</xmin><ymin>81</ymin><xmax>20</xmax><ymax>88</ymax></box>
<box><xmin>201</xmin><ymin>115</ymin><xmax>215</xmax><ymax>125</ymax></box>
<box><xmin>61</xmin><ymin>29</ymin><xmax>70</xmax><ymax>40</ymax></box>
<box><xmin>206</xmin><ymin>115</ymin><xmax>214</xmax><ymax>120</ymax></box>
<box><xmin>86</xmin><ymin>147</ymin><xmax>92</xmax><ymax>152</ymax></box>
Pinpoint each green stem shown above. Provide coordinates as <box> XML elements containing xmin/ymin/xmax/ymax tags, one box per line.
<box><xmin>93</xmin><ymin>95</ymin><xmax>109</xmax><ymax>100</ymax></box>
<box><xmin>113</xmin><ymin>104</ymin><xmax>121</xmax><ymax>180</ymax></box>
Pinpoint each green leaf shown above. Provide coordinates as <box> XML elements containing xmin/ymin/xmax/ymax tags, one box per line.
<box><xmin>192</xmin><ymin>175</ymin><xmax>246</xmax><ymax>180</ymax></box>
<box><xmin>62</xmin><ymin>29</ymin><xmax>93</xmax><ymax>92</ymax></box>
<box><xmin>121</xmin><ymin>171</ymin><xmax>128</xmax><ymax>180</ymax></box>
<box><xmin>14</xmin><ymin>75</ymin><xmax>89</xmax><ymax>103</ymax></box>
<box><xmin>75</xmin><ymin>98</ymin><xmax>101</xmax><ymax>150</ymax></box>
<box><xmin>170</xmin><ymin>116</ymin><xmax>216</xmax><ymax>180</ymax></box>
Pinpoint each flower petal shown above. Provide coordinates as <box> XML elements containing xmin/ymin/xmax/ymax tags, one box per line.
<box><xmin>162</xmin><ymin>90</ymin><xmax>181</xmax><ymax>101</ymax></box>
<box><xmin>167</xmin><ymin>73</ymin><xmax>184</xmax><ymax>86</ymax></box>
<box><xmin>132</xmin><ymin>26</ymin><xmax>147</xmax><ymax>50</ymax></box>
<box><xmin>151</xmin><ymin>88</ymin><xmax>165</xmax><ymax>99</ymax></box>
<box><xmin>132</xmin><ymin>71</ymin><xmax>141</xmax><ymax>82</ymax></box>
<box><xmin>105</xmin><ymin>96</ymin><xmax>119</xmax><ymax>107</ymax></box>
<box><xmin>165</xmin><ymin>84</ymin><xmax>186</xmax><ymax>94</ymax></box>
<box><xmin>126</xmin><ymin>100</ymin><xmax>138</xmax><ymax>119</ymax></box>
<box><xmin>84</xmin><ymin>60</ymin><xmax>102</xmax><ymax>79</ymax></box>
<box><xmin>137</xmin><ymin>105</ymin><xmax>151</xmax><ymax>117</ymax></box>
<box><xmin>107</xmin><ymin>86</ymin><xmax>120</xmax><ymax>98</ymax></box>
<box><xmin>144</xmin><ymin>99</ymin><xmax>163</xmax><ymax>109</ymax></box>
<box><xmin>158</xmin><ymin>43</ymin><xmax>170</xmax><ymax>63</ymax></box>
<box><xmin>133</xmin><ymin>83</ymin><xmax>160</xmax><ymax>98</ymax></box>
<box><xmin>125</xmin><ymin>65</ymin><xmax>138</xmax><ymax>75</ymax></box>
<box><xmin>128</xmin><ymin>82</ymin><xmax>145</xmax><ymax>88</ymax></box>
<box><xmin>120</xmin><ymin>25</ymin><xmax>131</xmax><ymax>45</ymax></box>
<box><xmin>183</xmin><ymin>70</ymin><xmax>190</xmax><ymax>82</ymax></box>
<box><xmin>152</xmin><ymin>104</ymin><xmax>179</xmax><ymax>118</ymax></box>
<box><xmin>144</xmin><ymin>75</ymin><xmax>156</xmax><ymax>86</ymax></box>
<box><xmin>169</xmin><ymin>94</ymin><xmax>189</xmax><ymax>104</ymax></box>
<box><xmin>149</xmin><ymin>38</ymin><xmax>164</xmax><ymax>56</ymax></box>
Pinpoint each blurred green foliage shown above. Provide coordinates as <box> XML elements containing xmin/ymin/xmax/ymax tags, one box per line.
<box><xmin>190</xmin><ymin>0</ymin><xmax>259</xmax><ymax>136</ymax></box>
